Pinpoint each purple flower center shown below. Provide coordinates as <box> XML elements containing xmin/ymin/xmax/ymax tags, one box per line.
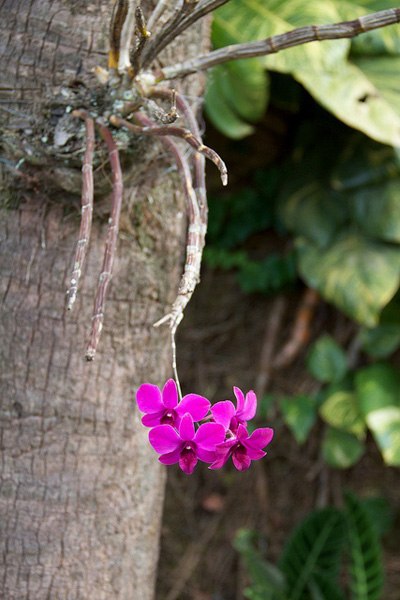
<box><xmin>160</xmin><ymin>410</ymin><xmax>177</xmax><ymax>425</ymax></box>
<box><xmin>180</xmin><ymin>443</ymin><xmax>198</xmax><ymax>474</ymax></box>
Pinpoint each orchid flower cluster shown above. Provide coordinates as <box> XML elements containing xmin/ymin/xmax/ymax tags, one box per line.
<box><xmin>135</xmin><ymin>379</ymin><xmax>274</xmax><ymax>475</ymax></box>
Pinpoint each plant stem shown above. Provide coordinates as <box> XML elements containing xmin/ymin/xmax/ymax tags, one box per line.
<box><xmin>160</xmin><ymin>8</ymin><xmax>400</xmax><ymax>79</ymax></box>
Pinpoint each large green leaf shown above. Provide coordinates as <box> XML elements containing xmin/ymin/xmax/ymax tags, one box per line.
<box><xmin>355</xmin><ymin>363</ymin><xmax>400</xmax><ymax>465</ymax></box>
<box><xmin>279</xmin><ymin>508</ymin><xmax>346</xmax><ymax>600</ymax></box>
<box><xmin>322</xmin><ymin>427</ymin><xmax>365</xmax><ymax>468</ymax></box>
<box><xmin>297</xmin><ymin>62</ymin><xmax>400</xmax><ymax>146</ymax></box>
<box><xmin>344</xmin><ymin>492</ymin><xmax>384</xmax><ymax>600</ymax></box>
<box><xmin>278</xmin><ymin>183</ymin><xmax>347</xmax><ymax>248</ymax></box>
<box><xmin>297</xmin><ymin>234</ymin><xmax>400</xmax><ymax>327</ymax></box>
<box><xmin>209</xmin><ymin>0</ymin><xmax>400</xmax><ymax>144</ymax></box>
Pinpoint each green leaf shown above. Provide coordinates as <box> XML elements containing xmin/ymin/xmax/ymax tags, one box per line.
<box><xmin>297</xmin><ymin>234</ymin><xmax>400</xmax><ymax>327</ymax></box>
<box><xmin>322</xmin><ymin>427</ymin><xmax>365</xmax><ymax>468</ymax></box>
<box><xmin>280</xmin><ymin>395</ymin><xmax>318</xmax><ymax>444</ymax></box>
<box><xmin>234</xmin><ymin>529</ymin><xmax>287</xmax><ymax>600</ymax></box>
<box><xmin>278</xmin><ymin>182</ymin><xmax>347</xmax><ymax>248</ymax></box>
<box><xmin>320</xmin><ymin>391</ymin><xmax>366</xmax><ymax>439</ymax></box>
<box><xmin>350</xmin><ymin>179</ymin><xmax>400</xmax><ymax>243</ymax></box>
<box><xmin>360</xmin><ymin>496</ymin><xmax>394</xmax><ymax>538</ymax></box>
<box><xmin>297</xmin><ymin>61</ymin><xmax>400</xmax><ymax>147</ymax></box>
<box><xmin>359</xmin><ymin>323</ymin><xmax>400</xmax><ymax>358</ymax></box>
<box><xmin>279</xmin><ymin>507</ymin><xmax>346</xmax><ymax>600</ymax></box>
<box><xmin>307</xmin><ymin>574</ymin><xmax>346</xmax><ymax>600</ymax></box>
<box><xmin>344</xmin><ymin>492</ymin><xmax>384</xmax><ymax>600</ymax></box>
<box><xmin>205</xmin><ymin>68</ymin><xmax>256</xmax><ymax>139</ymax></box>
<box><xmin>307</xmin><ymin>335</ymin><xmax>347</xmax><ymax>383</ymax></box>
<box><xmin>355</xmin><ymin>363</ymin><xmax>400</xmax><ymax>465</ymax></box>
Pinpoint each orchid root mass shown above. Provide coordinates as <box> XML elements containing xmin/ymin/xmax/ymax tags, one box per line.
<box><xmin>135</xmin><ymin>379</ymin><xmax>274</xmax><ymax>474</ymax></box>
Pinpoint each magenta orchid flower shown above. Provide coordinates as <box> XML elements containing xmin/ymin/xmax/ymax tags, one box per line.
<box><xmin>211</xmin><ymin>386</ymin><xmax>257</xmax><ymax>433</ymax></box>
<box><xmin>136</xmin><ymin>379</ymin><xmax>210</xmax><ymax>428</ymax></box>
<box><xmin>210</xmin><ymin>424</ymin><xmax>274</xmax><ymax>472</ymax></box>
<box><xmin>149</xmin><ymin>413</ymin><xmax>226</xmax><ymax>474</ymax></box>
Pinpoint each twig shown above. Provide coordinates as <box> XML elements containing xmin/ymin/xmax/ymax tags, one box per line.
<box><xmin>255</xmin><ymin>296</ymin><xmax>287</xmax><ymax>399</ymax></box>
<box><xmin>67</xmin><ymin>111</ymin><xmax>95</xmax><ymax>310</ymax></box>
<box><xmin>131</xmin><ymin>5</ymin><xmax>151</xmax><ymax>75</ymax></box>
<box><xmin>142</xmin><ymin>0</ymin><xmax>230</xmax><ymax>67</ymax></box>
<box><xmin>85</xmin><ymin>123</ymin><xmax>123</xmax><ymax>361</ymax></box>
<box><xmin>146</xmin><ymin>0</ymin><xmax>169</xmax><ymax>32</ymax></box>
<box><xmin>147</xmin><ymin>88</ymin><xmax>207</xmax><ymax>217</ymax></box>
<box><xmin>273</xmin><ymin>287</ymin><xmax>319</xmax><ymax>369</ymax></box>
<box><xmin>109</xmin><ymin>0</ymin><xmax>136</xmax><ymax>74</ymax></box>
<box><xmin>160</xmin><ymin>7</ymin><xmax>400</xmax><ymax>79</ymax></box>
<box><xmin>109</xmin><ymin>114</ymin><xmax>228</xmax><ymax>185</ymax></box>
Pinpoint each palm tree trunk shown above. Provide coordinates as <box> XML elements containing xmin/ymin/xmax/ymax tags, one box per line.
<box><xmin>0</xmin><ymin>1</ymin><xmax>209</xmax><ymax>597</ymax></box>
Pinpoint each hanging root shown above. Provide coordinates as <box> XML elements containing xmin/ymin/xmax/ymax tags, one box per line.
<box><xmin>85</xmin><ymin>122</ymin><xmax>123</xmax><ymax>361</ymax></box>
<box><xmin>67</xmin><ymin>111</ymin><xmax>95</xmax><ymax>311</ymax></box>
<box><xmin>133</xmin><ymin>111</ymin><xmax>206</xmax><ymax>332</ymax></box>
<box><xmin>109</xmin><ymin>114</ymin><xmax>227</xmax><ymax>185</ymax></box>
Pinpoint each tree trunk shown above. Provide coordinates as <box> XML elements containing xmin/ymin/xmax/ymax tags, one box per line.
<box><xmin>0</xmin><ymin>2</ymin><xmax>208</xmax><ymax>598</ymax></box>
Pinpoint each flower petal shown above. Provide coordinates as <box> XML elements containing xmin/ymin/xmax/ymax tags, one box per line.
<box><xmin>232</xmin><ymin>450</ymin><xmax>252</xmax><ymax>471</ymax></box>
<box><xmin>179</xmin><ymin>413</ymin><xmax>195</xmax><ymax>441</ymax></box>
<box><xmin>233</xmin><ymin>387</ymin><xmax>245</xmax><ymax>412</ymax></box>
<box><xmin>246</xmin><ymin>447</ymin><xmax>266</xmax><ymax>460</ymax></box>
<box><xmin>159</xmin><ymin>448</ymin><xmax>181</xmax><ymax>465</ymax></box>
<box><xmin>211</xmin><ymin>401</ymin><xmax>235</xmax><ymax>429</ymax></box>
<box><xmin>179</xmin><ymin>449</ymin><xmax>198</xmax><ymax>474</ymax></box>
<box><xmin>136</xmin><ymin>383</ymin><xmax>163</xmax><ymax>413</ymax></box>
<box><xmin>149</xmin><ymin>425</ymin><xmax>180</xmax><ymax>454</ymax></box>
<box><xmin>162</xmin><ymin>379</ymin><xmax>178</xmax><ymax>408</ymax></box>
<box><xmin>239</xmin><ymin>390</ymin><xmax>257</xmax><ymax>421</ymax></box>
<box><xmin>141</xmin><ymin>411</ymin><xmax>164</xmax><ymax>427</ymax></box>
<box><xmin>196</xmin><ymin>448</ymin><xmax>217</xmax><ymax>463</ymax></box>
<box><xmin>177</xmin><ymin>394</ymin><xmax>210</xmax><ymax>421</ymax></box>
<box><xmin>246</xmin><ymin>427</ymin><xmax>274</xmax><ymax>450</ymax></box>
<box><xmin>194</xmin><ymin>423</ymin><xmax>226</xmax><ymax>451</ymax></box>
<box><xmin>237</xmin><ymin>424</ymin><xmax>250</xmax><ymax>441</ymax></box>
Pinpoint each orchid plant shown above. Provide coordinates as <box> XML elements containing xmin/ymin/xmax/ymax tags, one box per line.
<box><xmin>136</xmin><ymin>379</ymin><xmax>274</xmax><ymax>474</ymax></box>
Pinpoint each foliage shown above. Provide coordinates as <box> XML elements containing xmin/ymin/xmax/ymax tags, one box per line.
<box><xmin>206</xmin><ymin>0</ymin><xmax>400</xmax><ymax>145</ymax></box>
<box><xmin>275</xmin><ymin>333</ymin><xmax>400</xmax><ymax>468</ymax></box>
<box><xmin>234</xmin><ymin>492</ymin><xmax>388</xmax><ymax>600</ymax></box>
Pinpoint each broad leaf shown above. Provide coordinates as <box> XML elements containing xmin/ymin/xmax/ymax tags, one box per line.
<box><xmin>210</xmin><ymin>0</ymin><xmax>400</xmax><ymax>144</ymax></box>
<box><xmin>297</xmin><ymin>61</ymin><xmax>400</xmax><ymax>147</ymax></box>
<box><xmin>355</xmin><ymin>363</ymin><xmax>400</xmax><ymax>465</ymax></box>
<box><xmin>320</xmin><ymin>391</ymin><xmax>366</xmax><ymax>439</ymax></box>
<box><xmin>344</xmin><ymin>492</ymin><xmax>384</xmax><ymax>600</ymax></box>
<box><xmin>322</xmin><ymin>427</ymin><xmax>365</xmax><ymax>468</ymax></box>
<box><xmin>280</xmin><ymin>394</ymin><xmax>318</xmax><ymax>444</ymax></box>
<box><xmin>234</xmin><ymin>529</ymin><xmax>287</xmax><ymax>600</ymax></box>
<box><xmin>297</xmin><ymin>234</ymin><xmax>400</xmax><ymax>327</ymax></box>
<box><xmin>307</xmin><ymin>335</ymin><xmax>347</xmax><ymax>383</ymax></box>
<box><xmin>359</xmin><ymin>323</ymin><xmax>400</xmax><ymax>358</ymax></box>
<box><xmin>280</xmin><ymin>507</ymin><xmax>346</xmax><ymax>600</ymax></box>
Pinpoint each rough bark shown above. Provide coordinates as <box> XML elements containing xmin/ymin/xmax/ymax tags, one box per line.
<box><xmin>0</xmin><ymin>2</ymin><xmax>208</xmax><ymax>598</ymax></box>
